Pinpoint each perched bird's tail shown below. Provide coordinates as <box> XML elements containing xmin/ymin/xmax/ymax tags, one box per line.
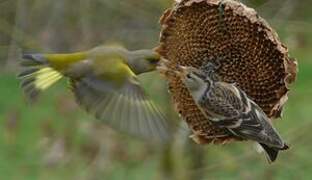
<box><xmin>259</xmin><ymin>143</ymin><xmax>289</xmax><ymax>163</ymax></box>
<box><xmin>17</xmin><ymin>54</ymin><xmax>63</xmax><ymax>101</ymax></box>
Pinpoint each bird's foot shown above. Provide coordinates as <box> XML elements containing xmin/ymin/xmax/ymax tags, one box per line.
<box><xmin>190</xmin><ymin>133</ymin><xmax>229</xmax><ymax>144</ymax></box>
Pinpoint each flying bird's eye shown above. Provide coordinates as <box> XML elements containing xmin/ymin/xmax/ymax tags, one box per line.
<box><xmin>147</xmin><ymin>57</ymin><xmax>159</xmax><ymax>64</ymax></box>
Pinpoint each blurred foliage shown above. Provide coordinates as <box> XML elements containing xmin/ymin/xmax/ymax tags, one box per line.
<box><xmin>0</xmin><ymin>0</ymin><xmax>312</xmax><ymax>179</ymax></box>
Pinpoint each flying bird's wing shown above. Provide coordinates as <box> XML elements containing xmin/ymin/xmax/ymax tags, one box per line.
<box><xmin>70</xmin><ymin>72</ymin><xmax>172</xmax><ymax>143</ymax></box>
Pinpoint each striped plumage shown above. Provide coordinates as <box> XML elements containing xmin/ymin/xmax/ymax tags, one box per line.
<box><xmin>176</xmin><ymin>65</ymin><xmax>289</xmax><ymax>162</ymax></box>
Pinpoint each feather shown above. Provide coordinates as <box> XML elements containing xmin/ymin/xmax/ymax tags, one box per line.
<box><xmin>259</xmin><ymin>143</ymin><xmax>279</xmax><ymax>163</ymax></box>
<box><xmin>18</xmin><ymin>54</ymin><xmax>63</xmax><ymax>101</ymax></box>
<box><xmin>70</xmin><ymin>75</ymin><xmax>172</xmax><ymax>143</ymax></box>
<box><xmin>179</xmin><ymin>65</ymin><xmax>288</xmax><ymax>162</ymax></box>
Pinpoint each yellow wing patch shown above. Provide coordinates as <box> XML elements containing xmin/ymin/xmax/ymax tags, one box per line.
<box><xmin>33</xmin><ymin>67</ymin><xmax>63</xmax><ymax>90</ymax></box>
<box><xmin>19</xmin><ymin>67</ymin><xmax>63</xmax><ymax>101</ymax></box>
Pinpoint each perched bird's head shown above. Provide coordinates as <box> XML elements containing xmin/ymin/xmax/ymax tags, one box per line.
<box><xmin>127</xmin><ymin>49</ymin><xmax>161</xmax><ymax>74</ymax></box>
<box><xmin>175</xmin><ymin>66</ymin><xmax>212</xmax><ymax>100</ymax></box>
<box><xmin>177</xmin><ymin>66</ymin><xmax>207</xmax><ymax>89</ymax></box>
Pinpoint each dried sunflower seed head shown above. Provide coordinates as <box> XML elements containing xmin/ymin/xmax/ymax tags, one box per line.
<box><xmin>156</xmin><ymin>0</ymin><xmax>298</xmax><ymax>144</ymax></box>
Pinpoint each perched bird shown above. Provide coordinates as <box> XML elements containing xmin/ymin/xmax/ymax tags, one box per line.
<box><xmin>174</xmin><ymin>64</ymin><xmax>289</xmax><ymax>162</ymax></box>
<box><xmin>17</xmin><ymin>45</ymin><xmax>171</xmax><ymax>142</ymax></box>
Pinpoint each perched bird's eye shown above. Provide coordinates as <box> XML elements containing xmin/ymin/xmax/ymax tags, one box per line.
<box><xmin>186</xmin><ymin>73</ymin><xmax>192</xmax><ymax>79</ymax></box>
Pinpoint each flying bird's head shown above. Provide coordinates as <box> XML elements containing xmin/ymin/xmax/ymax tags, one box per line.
<box><xmin>128</xmin><ymin>49</ymin><xmax>161</xmax><ymax>74</ymax></box>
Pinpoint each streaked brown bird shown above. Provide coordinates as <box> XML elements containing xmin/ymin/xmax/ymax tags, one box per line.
<box><xmin>172</xmin><ymin>64</ymin><xmax>289</xmax><ymax>162</ymax></box>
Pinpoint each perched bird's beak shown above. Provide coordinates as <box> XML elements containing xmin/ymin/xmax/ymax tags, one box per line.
<box><xmin>156</xmin><ymin>58</ymin><xmax>190</xmax><ymax>79</ymax></box>
<box><xmin>174</xmin><ymin>66</ymin><xmax>188</xmax><ymax>79</ymax></box>
<box><xmin>156</xmin><ymin>60</ymin><xmax>170</xmax><ymax>74</ymax></box>
<box><xmin>156</xmin><ymin>58</ymin><xmax>176</xmax><ymax>77</ymax></box>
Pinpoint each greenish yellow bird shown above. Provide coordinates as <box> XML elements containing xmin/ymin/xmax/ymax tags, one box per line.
<box><xmin>18</xmin><ymin>45</ymin><xmax>171</xmax><ymax>142</ymax></box>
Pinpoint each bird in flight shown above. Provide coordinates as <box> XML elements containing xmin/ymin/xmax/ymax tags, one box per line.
<box><xmin>18</xmin><ymin>45</ymin><xmax>172</xmax><ymax>143</ymax></box>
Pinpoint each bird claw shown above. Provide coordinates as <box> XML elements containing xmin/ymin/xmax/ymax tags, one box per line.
<box><xmin>190</xmin><ymin>133</ymin><xmax>229</xmax><ymax>144</ymax></box>
<box><xmin>218</xmin><ymin>0</ymin><xmax>226</xmax><ymax>17</ymax></box>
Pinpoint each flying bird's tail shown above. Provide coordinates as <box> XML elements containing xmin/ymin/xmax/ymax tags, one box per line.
<box><xmin>18</xmin><ymin>52</ymin><xmax>88</xmax><ymax>102</ymax></box>
<box><xmin>17</xmin><ymin>54</ymin><xmax>63</xmax><ymax>102</ymax></box>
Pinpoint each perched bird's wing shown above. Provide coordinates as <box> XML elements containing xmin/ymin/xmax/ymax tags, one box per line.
<box><xmin>70</xmin><ymin>75</ymin><xmax>172</xmax><ymax>143</ymax></box>
<box><xmin>198</xmin><ymin>82</ymin><xmax>283</xmax><ymax>146</ymax></box>
<box><xmin>198</xmin><ymin>83</ymin><xmax>244</xmax><ymax>121</ymax></box>
<box><xmin>233</xmin><ymin>100</ymin><xmax>286</xmax><ymax>149</ymax></box>
<box><xmin>199</xmin><ymin>82</ymin><xmax>286</xmax><ymax>155</ymax></box>
<box><xmin>229</xmin><ymin>100</ymin><xmax>287</xmax><ymax>163</ymax></box>
<box><xmin>213</xmin><ymin>86</ymin><xmax>286</xmax><ymax>149</ymax></box>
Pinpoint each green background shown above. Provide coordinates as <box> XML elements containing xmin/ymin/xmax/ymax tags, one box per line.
<box><xmin>0</xmin><ymin>0</ymin><xmax>311</xmax><ymax>179</ymax></box>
